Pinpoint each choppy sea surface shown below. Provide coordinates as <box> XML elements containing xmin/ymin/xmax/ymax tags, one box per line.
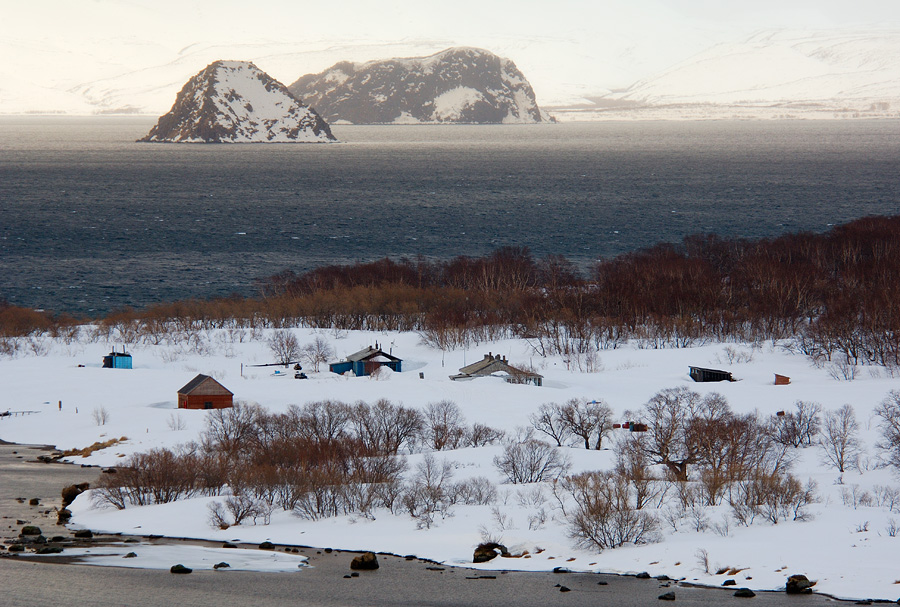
<box><xmin>1</xmin><ymin>117</ymin><xmax>899</xmax><ymax>315</ymax></box>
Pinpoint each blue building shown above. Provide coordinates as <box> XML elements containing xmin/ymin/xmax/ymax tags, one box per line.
<box><xmin>102</xmin><ymin>349</ymin><xmax>133</xmax><ymax>369</ymax></box>
<box><xmin>329</xmin><ymin>345</ymin><xmax>402</xmax><ymax>377</ymax></box>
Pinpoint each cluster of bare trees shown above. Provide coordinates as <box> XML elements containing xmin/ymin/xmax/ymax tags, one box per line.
<box><xmin>530</xmin><ymin>399</ymin><xmax>614</xmax><ymax>449</ymax></box>
<box><xmin>93</xmin><ymin>399</ymin><xmax>504</xmax><ymax>528</ymax></box>
<box><xmin>553</xmin><ymin>387</ymin><xmax>831</xmax><ymax>551</ymax></box>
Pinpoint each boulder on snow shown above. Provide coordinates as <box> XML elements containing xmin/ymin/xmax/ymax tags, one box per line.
<box><xmin>473</xmin><ymin>542</ymin><xmax>509</xmax><ymax>563</ymax></box>
<box><xmin>786</xmin><ymin>574</ymin><xmax>814</xmax><ymax>594</ymax></box>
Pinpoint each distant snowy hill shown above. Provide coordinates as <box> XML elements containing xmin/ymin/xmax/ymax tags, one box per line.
<box><xmin>561</xmin><ymin>30</ymin><xmax>900</xmax><ymax>120</ymax></box>
<box><xmin>288</xmin><ymin>47</ymin><xmax>546</xmax><ymax>124</ymax></box>
<box><xmin>140</xmin><ymin>60</ymin><xmax>334</xmax><ymax>143</ymax></box>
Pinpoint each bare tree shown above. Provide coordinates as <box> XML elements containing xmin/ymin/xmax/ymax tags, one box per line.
<box><xmin>92</xmin><ymin>406</ymin><xmax>110</xmax><ymax>426</ymax></box>
<box><xmin>422</xmin><ymin>400</ymin><xmax>467</xmax><ymax>451</ymax></box>
<box><xmin>268</xmin><ymin>329</ymin><xmax>300</xmax><ymax>365</ymax></box>
<box><xmin>559</xmin><ymin>398</ymin><xmax>614</xmax><ymax>450</ymax></box>
<box><xmin>876</xmin><ymin>390</ymin><xmax>900</xmax><ymax>470</ymax></box>
<box><xmin>770</xmin><ymin>401</ymin><xmax>822</xmax><ymax>448</ymax></box>
<box><xmin>632</xmin><ymin>386</ymin><xmax>704</xmax><ymax>481</ymax></box>
<box><xmin>530</xmin><ymin>403</ymin><xmax>572</xmax><ymax>447</ymax></box>
<box><xmin>819</xmin><ymin>404</ymin><xmax>861</xmax><ymax>472</ymax></box>
<box><xmin>302</xmin><ymin>336</ymin><xmax>334</xmax><ymax>372</ymax></box>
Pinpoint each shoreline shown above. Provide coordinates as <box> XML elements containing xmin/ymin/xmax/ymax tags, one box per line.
<box><xmin>0</xmin><ymin>441</ymin><xmax>850</xmax><ymax>606</ymax></box>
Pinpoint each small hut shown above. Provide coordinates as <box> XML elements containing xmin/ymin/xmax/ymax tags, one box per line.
<box><xmin>689</xmin><ymin>366</ymin><xmax>734</xmax><ymax>383</ymax></box>
<box><xmin>177</xmin><ymin>374</ymin><xmax>233</xmax><ymax>410</ymax></box>
<box><xmin>102</xmin><ymin>349</ymin><xmax>132</xmax><ymax>369</ymax></box>
<box><xmin>329</xmin><ymin>344</ymin><xmax>402</xmax><ymax>377</ymax></box>
<box><xmin>450</xmin><ymin>353</ymin><xmax>543</xmax><ymax>386</ymax></box>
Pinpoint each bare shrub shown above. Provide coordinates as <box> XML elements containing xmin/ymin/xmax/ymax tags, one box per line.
<box><xmin>422</xmin><ymin>400</ymin><xmax>467</xmax><ymax>451</ymax></box>
<box><xmin>563</xmin><ymin>471</ymin><xmax>660</xmax><ymax>550</ymax></box>
<box><xmin>466</xmin><ymin>423</ymin><xmax>505</xmax><ymax>447</ymax></box>
<box><xmin>731</xmin><ymin>473</ymin><xmax>817</xmax><ymax>525</ymax></box>
<box><xmin>92</xmin><ymin>406</ymin><xmax>110</xmax><ymax>426</ymax></box>
<box><xmin>167</xmin><ymin>413</ymin><xmax>186</xmax><ymax>431</ymax></box>
<box><xmin>818</xmin><ymin>404</ymin><xmax>861</xmax><ymax>472</ymax></box>
<box><xmin>453</xmin><ymin>476</ymin><xmax>498</xmax><ymax>505</ymax></box>
<box><xmin>494</xmin><ymin>439</ymin><xmax>570</xmax><ymax>484</ymax></box>
<box><xmin>401</xmin><ymin>454</ymin><xmax>456</xmax><ymax>529</ymax></box>
<box><xmin>268</xmin><ymin>329</ymin><xmax>300</xmax><ymax>364</ymax></box>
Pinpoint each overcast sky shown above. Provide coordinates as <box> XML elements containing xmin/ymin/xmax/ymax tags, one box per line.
<box><xmin>9</xmin><ymin>0</ymin><xmax>900</xmax><ymax>47</ymax></box>
<box><xmin>4</xmin><ymin>0</ymin><xmax>900</xmax><ymax>110</ymax></box>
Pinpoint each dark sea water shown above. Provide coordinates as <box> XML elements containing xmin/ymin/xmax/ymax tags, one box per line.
<box><xmin>1</xmin><ymin>116</ymin><xmax>899</xmax><ymax>316</ymax></box>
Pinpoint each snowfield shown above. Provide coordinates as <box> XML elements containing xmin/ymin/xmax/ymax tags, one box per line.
<box><xmin>2</xmin><ymin>327</ymin><xmax>900</xmax><ymax>600</ymax></box>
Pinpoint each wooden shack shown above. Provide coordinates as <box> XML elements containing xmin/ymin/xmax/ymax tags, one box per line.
<box><xmin>689</xmin><ymin>366</ymin><xmax>734</xmax><ymax>383</ymax></box>
<box><xmin>329</xmin><ymin>344</ymin><xmax>402</xmax><ymax>377</ymax></box>
<box><xmin>450</xmin><ymin>353</ymin><xmax>543</xmax><ymax>387</ymax></box>
<box><xmin>177</xmin><ymin>374</ymin><xmax>233</xmax><ymax>410</ymax></box>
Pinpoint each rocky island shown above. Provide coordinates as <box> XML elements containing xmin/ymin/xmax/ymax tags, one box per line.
<box><xmin>288</xmin><ymin>47</ymin><xmax>547</xmax><ymax>124</ymax></box>
<box><xmin>140</xmin><ymin>60</ymin><xmax>335</xmax><ymax>143</ymax></box>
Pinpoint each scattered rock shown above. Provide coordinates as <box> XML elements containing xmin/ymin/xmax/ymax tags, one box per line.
<box><xmin>636</xmin><ymin>572</ymin><xmax>652</xmax><ymax>579</ymax></box>
<box><xmin>124</xmin><ymin>552</ymin><xmax>137</xmax><ymax>558</ymax></box>
<box><xmin>170</xmin><ymin>564</ymin><xmax>192</xmax><ymax>574</ymax></box>
<box><xmin>734</xmin><ymin>588</ymin><xmax>756</xmax><ymax>598</ymax></box>
<box><xmin>213</xmin><ymin>562</ymin><xmax>230</xmax><ymax>569</ymax></box>
<box><xmin>473</xmin><ymin>542</ymin><xmax>509</xmax><ymax>563</ymax></box>
<box><xmin>259</xmin><ymin>541</ymin><xmax>275</xmax><ymax>550</ymax></box>
<box><xmin>559</xmin><ymin>586</ymin><xmax>571</xmax><ymax>593</ymax></box>
<box><xmin>20</xmin><ymin>525</ymin><xmax>42</xmax><ymax>536</ymax></box>
<box><xmin>35</xmin><ymin>547</ymin><xmax>63</xmax><ymax>554</ymax></box>
<box><xmin>350</xmin><ymin>572</ymin><xmax>359</xmax><ymax>577</ymax></box>
<box><xmin>723</xmin><ymin>579</ymin><xmax>737</xmax><ymax>586</ymax></box>
<box><xmin>29</xmin><ymin>498</ymin><xmax>40</xmax><ymax>506</ymax></box>
<box><xmin>223</xmin><ymin>542</ymin><xmax>237</xmax><ymax>548</ymax></box>
<box><xmin>597</xmin><ymin>581</ymin><xmax>609</xmax><ymax>586</ymax></box>
<box><xmin>56</xmin><ymin>509</ymin><xmax>72</xmax><ymax>525</ymax></box>
<box><xmin>658</xmin><ymin>591</ymin><xmax>676</xmax><ymax>600</ymax></box>
<box><xmin>404</xmin><ymin>555</ymin><xmax>416</xmax><ymax>561</ymax></box>
<box><xmin>8</xmin><ymin>544</ymin><xmax>24</xmax><ymax>552</ymax></box>
<box><xmin>553</xmin><ymin>567</ymin><xmax>571</xmax><ymax>574</ymax></box>
<box><xmin>343</xmin><ymin>575</ymin><xmax>352</xmax><ymax>579</ymax></box>
<box><xmin>350</xmin><ymin>551</ymin><xmax>379</xmax><ymax>570</ymax></box>
<box><xmin>73</xmin><ymin>529</ymin><xmax>93</xmax><ymax>539</ymax></box>
<box><xmin>786</xmin><ymin>574</ymin><xmax>814</xmax><ymax>594</ymax></box>
<box><xmin>324</xmin><ymin>548</ymin><xmax>333</xmax><ymax>553</ymax></box>
<box><xmin>50</xmin><ymin>536</ymin><xmax>65</xmax><ymax>542</ymax></box>
<box><xmin>657</xmin><ymin>575</ymin><xmax>671</xmax><ymax>581</ymax></box>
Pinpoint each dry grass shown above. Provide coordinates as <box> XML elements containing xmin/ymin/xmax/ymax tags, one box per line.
<box><xmin>61</xmin><ymin>437</ymin><xmax>127</xmax><ymax>458</ymax></box>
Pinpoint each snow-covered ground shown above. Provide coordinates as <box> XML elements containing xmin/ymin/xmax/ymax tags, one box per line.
<box><xmin>2</xmin><ymin>327</ymin><xmax>899</xmax><ymax>600</ymax></box>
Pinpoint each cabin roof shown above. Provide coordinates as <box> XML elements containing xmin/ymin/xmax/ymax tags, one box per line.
<box><xmin>177</xmin><ymin>374</ymin><xmax>233</xmax><ymax>396</ymax></box>
<box><xmin>344</xmin><ymin>346</ymin><xmax>401</xmax><ymax>363</ymax></box>
<box><xmin>457</xmin><ymin>353</ymin><xmax>542</xmax><ymax>378</ymax></box>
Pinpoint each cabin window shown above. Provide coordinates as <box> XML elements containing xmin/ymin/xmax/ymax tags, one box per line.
<box><xmin>204</xmin><ymin>402</ymin><xmax>213</xmax><ymax>410</ymax></box>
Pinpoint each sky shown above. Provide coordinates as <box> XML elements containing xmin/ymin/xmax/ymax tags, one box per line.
<box><xmin>3</xmin><ymin>0</ymin><xmax>900</xmax><ymax>111</ymax></box>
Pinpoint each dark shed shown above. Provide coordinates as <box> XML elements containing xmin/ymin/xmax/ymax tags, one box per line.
<box><xmin>689</xmin><ymin>366</ymin><xmax>734</xmax><ymax>383</ymax></box>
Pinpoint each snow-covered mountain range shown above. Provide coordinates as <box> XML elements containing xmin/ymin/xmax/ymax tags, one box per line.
<box><xmin>139</xmin><ymin>61</ymin><xmax>334</xmax><ymax>143</ymax></box>
<box><xmin>555</xmin><ymin>30</ymin><xmax>900</xmax><ymax>120</ymax></box>
<box><xmin>287</xmin><ymin>47</ymin><xmax>545</xmax><ymax>124</ymax></box>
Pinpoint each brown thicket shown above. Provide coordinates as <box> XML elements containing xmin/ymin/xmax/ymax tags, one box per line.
<box><xmin>22</xmin><ymin>216</ymin><xmax>885</xmax><ymax>371</ymax></box>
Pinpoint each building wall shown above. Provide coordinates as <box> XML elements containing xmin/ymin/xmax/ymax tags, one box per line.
<box><xmin>178</xmin><ymin>394</ymin><xmax>233</xmax><ymax>410</ymax></box>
